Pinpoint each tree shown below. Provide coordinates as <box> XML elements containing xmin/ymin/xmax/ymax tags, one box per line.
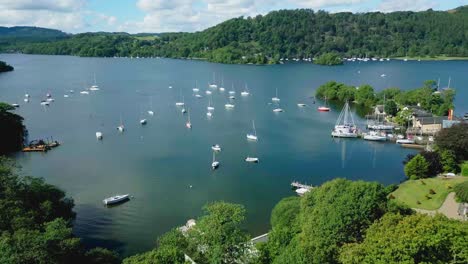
<box><xmin>0</xmin><ymin>103</ymin><xmax>26</xmax><ymax>154</ymax></box>
<box><xmin>85</xmin><ymin>248</ymin><xmax>120</xmax><ymax>264</ymax></box>
<box><xmin>384</xmin><ymin>100</ymin><xmax>398</xmax><ymax>116</ymax></box>
<box><xmin>439</xmin><ymin>149</ymin><xmax>459</xmax><ymax>173</ymax></box>
<box><xmin>0</xmin><ymin>61</ymin><xmax>14</xmax><ymax>73</ymax></box>
<box><xmin>314</xmin><ymin>52</ymin><xmax>343</xmax><ymax>65</ymax></box>
<box><xmin>186</xmin><ymin>201</ymin><xmax>250</xmax><ymax>264</ymax></box>
<box><xmin>435</xmin><ymin>123</ymin><xmax>468</xmax><ymax>161</ymax></box>
<box><xmin>404</xmin><ymin>154</ymin><xmax>429</xmax><ymax>179</ymax></box>
<box><xmin>339</xmin><ymin>213</ymin><xmax>468</xmax><ymax>264</ymax></box>
<box><xmin>355</xmin><ymin>85</ymin><xmax>376</xmax><ymax>107</ymax></box>
<box><xmin>299</xmin><ymin>179</ymin><xmax>390</xmax><ymax>263</ymax></box>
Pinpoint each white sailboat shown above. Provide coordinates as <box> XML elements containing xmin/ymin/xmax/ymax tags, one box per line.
<box><xmin>225</xmin><ymin>102</ymin><xmax>235</xmax><ymax>109</ymax></box>
<box><xmin>241</xmin><ymin>84</ymin><xmax>250</xmax><ymax>96</ymax></box>
<box><xmin>245</xmin><ymin>157</ymin><xmax>259</xmax><ymax>163</ymax></box>
<box><xmin>192</xmin><ymin>81</ymin><xmax>199</xmax><ymax>92</ymax></box>
<box><xmin>206</xmin><ymin>111</ymin><xmax>213</xmax><ymax>118</ymax></box>
<box><xmin>212</xmin><ymin>144</ymin><xmax>221</xmax><ymax>151</ymax></box>
<box><xmin>211</xmin><ymin>151</ymin><xmax>220</xmax><ymax>170</ymax></box>
<box><xmin>148</xmin><ymin>97</ymin><xmax>154</xmax><ymax>115</ymax></box>
<box><xmin>297</xmin><ymin>103</ymin><xmax>307</xmax><ymax>107</ymax></box>
<box><xmin>272</xmin><ymin>88</ymin><xmax>280</xmax><ymax>102</ymax></box>
<box><xmin>273</xmin><ymin>107</ymin><xmax>284</xmax><ymax>112</ymax></box>
<box><xmin>96</xmin><ymin>132</ymin><xmax>103</xmax><ymax>140</ymax></box>
<box><xmin>176</xmin><ymin>88</ymin><xmax>185</xmax><ymax>106</ymax></box>
<box><xmin>117</xmin><ymin>115</ymin><xmax>125</xmax><ymax>132</ymax></box>
<box><xmin>209</xmin><ymin>73</ymin><xmax>217</xmax><ymax>88</ymax></box>
<box><xmin>219</xmin><ymin>77</ymin><xmax>225</xmax><ymax>91</ymax></box>
<box><xmin>140</xmin><ymin>107</ymin><xmax>147</xmax><ymax>125</ymax></box>
<box><xmin>205</xmin><ymin>90</ymin><xmax>212</xmax><ymax>95</ymax></box>
<box><xmin>246</xmin><ymin>120</ymin><xmax>258</xmax><ymax>141</ymax></box>
<box><xmin>207</xmin><ymin>97</ymin><xmax>214</xmax><ymax>111</ymax></box>
<box><xmin>186</xmin><ymin>109</ymin><xmax>192</xmax><ymax>129</ymax></box>
<box><xmin>331</xmin><ymin>101</ymin><xmax>358</xmax><ymax>138</ymax></box>
<box><xmin>229</xmin><ymin>83</ymin><xmax>235</xmax><ymax>95</ymax></box>
<box><xmin>90</xmin><ymin>73</ymin><xmax>100</xmax><ymax>91</ymax></box>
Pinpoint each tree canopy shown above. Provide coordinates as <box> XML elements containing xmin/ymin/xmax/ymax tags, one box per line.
<box><xmin>0</xmin><ymin>103</ymin><xmax>25</xmax><ymax>154</ymax></box>
<box><xmin>404</xmin><ymin>154</ymin><xmax>429</xmax><ymax>179</ymax></box>
<box><xmin>0</xmin><ymin>60</ymin><xmax>14</xmax><ymax>73</ymax></box>
<box><xmin>435</xmin><ymin>123</ymin><xmax>468</xmax><ymax>162</ymax></box>
<box><xmin>1</xmin><ymin>7</ymin><xmax>468</xmax><ymax>64</ymax></box>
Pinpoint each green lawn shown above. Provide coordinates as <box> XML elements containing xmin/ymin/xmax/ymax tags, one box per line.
<box><xmin>392</xmin><ymin>177</ymin><xmax>468</xmax><ymax>210</ymax></box>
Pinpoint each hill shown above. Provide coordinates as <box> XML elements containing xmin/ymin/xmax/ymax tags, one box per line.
<box><xmin>1</xmin><ymin>7</ymin><xmax>467</xmax><ymax>64</ymax></box>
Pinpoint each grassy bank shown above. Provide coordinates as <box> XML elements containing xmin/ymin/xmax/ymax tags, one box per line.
<box><xmin>392</xmin><ymin>177</ymin><xmax>468</xmax><ymax>210</ymax></box>
<box><xmin>393</xmin><ymin>56</ymin><xmax>468</xmax><ymax>61</ymax></box>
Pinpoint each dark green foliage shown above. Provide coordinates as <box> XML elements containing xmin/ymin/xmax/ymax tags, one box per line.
<box><xmin>404</xmin><ymin>151</ymin><xmax>443</xmax><ymax>177</ymax></box>
<box><xmin>85</xmin><ymin>248</ymin><xmax>120</xmax><ymax>264</ymax></box>
<box><xmin>0</xmin><ymin>103</ymin><xmax>25</xmax><ymax>154</ymax></box>
<box><xmin>0</xmin><ymin>60</ymin><xmax>14</xmax><ymax>72</ymax></box>
<box><xmin>454</xmin><ymin>181</ymin><xmax>468</xmax><ymax>203</ymax></box>
<box><xmin>2</xmin><ymin>7</ymin><xmax>468</xmax><ymax>64</ymax></box>
<box><xmin>314</xmin><ymin>52</ymin><xmax>343</xmax><ymax>65</ymax></box>
<box><xmin>439</xmin><ymin>149</ymin><xmax>459</xmax><ymax>173</ymax></box>
<box><xmin>404</xmin><ymin>154</ymin><xmax>430</xmax><ymax>179</ymax></box>
<box><xmin>462</xmin><ymin>162</ymin><xmax>468</xmax><ymax>176</ymax></box>
<box><xmin>435</xmin><ymin>123</ymin><xmax>468</xmax><ymax>162</ymax></box>
<box><xmin>0</xmin><ymin>26</ymin><xmax>67</xmax><ymax>44</ymax></box>
<box><xmin>384</xmin><ymin>100</ymin><xmax>398</xmax><ymax>116</ymax></box>
<box><xmin>339</xmin><ymin>213</ymin><xmax>468</xmax><ymax>263</ymax></box>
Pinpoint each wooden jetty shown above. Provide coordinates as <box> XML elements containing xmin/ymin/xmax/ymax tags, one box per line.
<box><xmin>22</xmin><ymin>145</ymin><xmax>49</xmax><ymax>152</ymax></box>
<box><xmin>22</xmin><ymin>138</ymin><xmax>60</xmax><ymax>153</ymax></box>
<box><xmin>401</xmin><ymin>143</ymin><xmax>425</xmax><ymax>150</ymax></box>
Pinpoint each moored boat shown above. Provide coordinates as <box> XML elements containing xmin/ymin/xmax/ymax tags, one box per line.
<box><xmin>103</xmin><ymin>194</ymin><xmax>130</xmax><ymax>205</ymax></box>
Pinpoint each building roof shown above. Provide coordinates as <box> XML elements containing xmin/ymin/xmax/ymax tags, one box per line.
<box><xmin>416</xmin><ymin>116</ymin><xmax>447</xmax><ymax>125</ymax></box>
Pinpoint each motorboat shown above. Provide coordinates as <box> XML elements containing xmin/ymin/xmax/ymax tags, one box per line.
<box><xmin>367</xmin><ymin>124</ymin><xmax>394</xmax><ymax>130</ymax></box>
<box><xmin>212</xmin><ymin>144</ymin><xmax>222</xmax><ymax>151</ymax></box>
<box><xmin>272</xmin><ymin>88</ymin><xmax>280</xmax><ymax>102</ymax></box>
<box><xmin>245</xmin><ymin>157</ymin><xmax>259</xmax><ymax>163</ymax></box>
<box><xmin>96</xmin><ymin>132</ymin><xmax>103</xmax><ymax>140</ymax></box>
<box><xmin>229</xmin><ymin>95</ymin><xmax>235</xmax><ymax>100</ymax></box>
<box><xmin>181</xmin><ymin>108</ymin><xmax>187</xmax><ymax>114</ymax></box>
<box><xmin>40</xmin><ymin>101</ymin><xmax>50</xmax><ymax>106</ymax></box>
<box><xmin>148</xmin><ymin>110</ymin><xmax>154</xmax><ymax>116</ymax></box>
<box><xmin>195</xmin><ymin>94</ymin><xmax>203</xmax><ymax>98</ymax></box>
<box><xmin>363</xmin><ymin>131</ymin><xmax>387</xmax><ymax>141</ymax></box>
<box><xmin>211</xmin><ymin>152</ymin><xmax>219</xmax><ymax>170</ymax></box>
<box><xmin>206</xmin><ymin>111</ymin><xmax>212</xmax><ymax>117</ymax></box>
<box><xmin>206</xmin><ymin>90</ymin><xmax>212</xmax><ymax>95</ymax></box>
<box><xmin>273</xmin><ymin>108</ymin><xmax>284</xmax><ymax>112</ymax></box>
<box><xmin>318</xmin><ymin>106</ymin><xmax>330</xmax><ymax>112</ymax></box>
<box><xmin>80</xmin><ymin>90</ymin><xmax>89</xmax><ymax>95</ymax></box>
<box><xmin>11</xmin><ymin>103</ymin><xmax>19</xmax><ymax>107</ymax></box>
<box><xmin>140</xmin><ymin>119</ymin><xmax>147</xmax><ymax>125</ymax></box>
<box><xmin>297</xmin><ymin>103</ymin><xmax>307</xmax><ymax>107</ymax></box>
<box><xmin>225</xmin><ymin>103</ymin><xmax>235</xmax><ymax>109</ymax></box>
<box><xmin>24</xmin><ymin>98</ymin><xmax>29</xmax><ymax>102</ymax></box>
<box><xmin>103</xmin><ymin>194</ymin><xmax>130</xmax><ymax>205</ymax></box>
<box><xmin>396</xmin><ymin>139</ymin><xmax>415</xmax><ymax>144</ymax></box>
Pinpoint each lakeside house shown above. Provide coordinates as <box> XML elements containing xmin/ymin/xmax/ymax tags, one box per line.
<box><xmin>412</xmin><ymin>116</ymin><xmax>448</xmax><ymax>135</ymax></box>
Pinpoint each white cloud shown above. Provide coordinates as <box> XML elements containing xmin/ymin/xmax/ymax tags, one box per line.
<box><xmin>377</xmin><ymin>0</ymin><xmax>438</xmax><ymax>12</ymax></box>
<box><xmin>0</xmin><ymin>0</ymin><xmax>85</xmax><ymax>12</ymax></box>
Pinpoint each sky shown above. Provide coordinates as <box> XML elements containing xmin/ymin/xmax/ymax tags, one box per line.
<box><xmin>0</xmin><ymin>0</ymin><xmax>466</xmax><ymax>33</ymax></box>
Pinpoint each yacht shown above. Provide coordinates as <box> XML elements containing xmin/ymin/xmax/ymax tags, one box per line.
<box><xmin>273</xmin><ymin>107</ymin><xmax>284</xmax><ymax>112</ymax></box>
<box><xmin>364</xmin><ymin>131</ymin><xmax>387</xmax><ymax>141</ymax></box>
<box><xmin>272</xmin><ymin>88</ymin><xmax>280</xmax><ymax>102</ymax></box>
<box><xmin>241</xmin><ymin>84</ymin><xmax>250</xmax><ymax>96</ymax></box>
<box><xmin>193</xmin><ymin>81</ymin><xmax>199</xmax><ymax>92</ymax></box>
<box><xmin>103</xmin><ymin>194</ymin><xmax>129</xmax><ymax>205</ymax></box>
<box><xmin>246</xmin><ymin>120</ymin><xmax>258</xmax><ymax>141</ymax></box>
<box><xmin>225</xmin><ymin>103</ymin><xmax>235</xmax><ymax>109</ymax></box>
<box><xmin>80</xmin><ymin>90</ymin><xmax>90</xmax><ymax>95</ymax></box>
<box><xmin>245</xmin><ymin>157</ymin><xmax>259</xmax><ymax>163</ymax></box>
<box><xmin>331</xmin><ymin>101</ymin><xmax>358</xmax><ymax>138</ymax></box>
<box><xmin>396</xmin><ymin>138</ymin><xmax>415</xmax><ymax>144</ymax></box>
<box><xmin>297</xmin><ymin>103</ymin><xmax>307</xmax><ymax>107</ymax></box>
<box><xmin>206</xmin><ymin>111</ymin><xmax>213</xmax><ymax>118</ymax></box>
<box><xmin>96</xmin><ymin>132</ymin><xmax>103</xmax><ymax>140</ymax></box>
<box><xmin>209</xmin><ymin>72</ymin><xmax>218</xmax><ymax>88</ymax></box>
<box><xmin>206</xmin><ymin>90</ymin><xmax>212</xmax><ymax>95</ymax></box>
<box><xmin>117</xmin><ymin>116</ymin><xmax>125</xmax><ymax>132</ymax></box>
<box><xmin>90</xmin><ymin>73</ymin><xmax>100</xmax><ymax>91</ymax></box>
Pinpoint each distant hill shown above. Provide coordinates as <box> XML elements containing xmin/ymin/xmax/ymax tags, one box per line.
<box><xmin>1</xmin><ymin>6</ymin><xmax>467</xmax><ymax>64</ymax></box>
<box><xmin>0</xmin><ymin>26</ymin><xmax>69</xmax><ymax>44</ymax></box>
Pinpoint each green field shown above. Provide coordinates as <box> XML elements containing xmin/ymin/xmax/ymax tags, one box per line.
<box><xmin>133</xmin><ymin>35</ymin><xmax>158</xmax><ymax>41</ymax></box>
<box><xmin>392</xmin><ymin>177</ymin><xmax>468</xmax><ymax>210</ymax></box>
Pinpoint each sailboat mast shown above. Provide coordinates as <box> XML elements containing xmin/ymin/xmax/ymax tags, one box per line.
<box><xmin>253</xmin><ymin>120</ymin><xmax>256</xmax><ymax>136</ymax></box>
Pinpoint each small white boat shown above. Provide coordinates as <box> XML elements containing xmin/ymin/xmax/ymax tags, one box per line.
<box><xmin>396</xmin><ymin>139</ymin><xmax>415</xmax><ymax>144</ymax></box>
<box><xmin>225</xmin><ymin>103</ymin><xmax>235</xmax><ymax>109</ymax></box>
<box><xmin>80</xmin><ymin>91</ymin><xmax>89</xmax><ymax>95</ymax></box>
<box><xmin>297</xmin><ymin>103</ymin><xmax>307</xmax><ymax>107</ymax></box>
<box><xmin>246</xmin><ymin>120</ymin><xmax>258</xmax><ymax>141</ymax></box>
<box><xmin>207</xmin><ymin>98</ymin><xmax>214</xmax><ymax>111</ymax></box>
<box><xmin>219</xmin><ymin>87</ymin><xmax>225</xmax><ymax>91</ymax></box>
<box><xmin>24</xmin><ymin>98</ymin><xmax>29</xmax><ymax>102</ymax></box>
<box><xmin>195</xmin><ymin>94</ymin><xmax>203</xmax><ymax>98</ymax></box>
<box><xmin>211</xmin><ymin>152</ymin><xmax>219</xmax><ymax>170</ymax></box>
<box><xmin>245</xmin><ymin>157</ymin><xmax>259</xmax><ymax>163</ymax></box>
<box><xmin>205</xmin><ymin>90</ymin><xmax>212</xmax><ymax>95</ymax></box>
<box><xmin>219</xmin><ymin>77</ymin><xmax>225</xmax><ymax>91</ymax></box>
<box><xmin>103</xmin><ymin>194</ymin><xmax>129</xmax><ymax>205</ymax></box>
<box><xmin>273</xmin><ymin>108</ymin><xmax>284</xmax><ymax>113</ymax></box>
<box><xmin>25</xmin><ymin>93</ymin><xmax>30</xmax><ymax>98</ymax></box>
<box><xmin>207</xmin><ymin>111</ymin><xmax>213</xmax><ymax>117</ymax></box>
<box><xmin>96</xmin><ymin>132</ymin><xmax>103</xmax><ymax>140</ymax></box>
<box><xmin>363</xmin><ymin>131</ymin><xmax>387</xmax><ymax>141</ymax></box>
<box><xmin>229</xmin><ymin>95</ymin><xmax>235</xmax><ymax>100</ymax></box>
<box><xmin>175</xmin><ymin>102</ymin><xmax>185</xmax><ymax>106</ymax></box>
<box><xmin>69</xmin><ymin>90</ymin><xmax>74</xmax><ymax>93</ymax></box>
<box><xmin>148</xmin><ymin>110</ymin><xmax>154</xmax><ymax>116</ymax></box>
<box><xmin>11</xmin><ymin>103</ymin><xmax>20</xmax><ymax>107</ymax></box>
<box><xmin>295</xmin><ymin>188</ymin><xmax>310</xmax><ymax>196</ymax></box>
<box><xmin>40</xmin><ymin>101</ymin><xmax>50</xmax><ymax>106</ymax></box>
<box><xmin>318</xmin><ymin>106</ymin><xmax>330</xmax><ymax>112</ymax></box>
<box><xmin>169</xmin><ymin>86</ymin><xmax>172</xmax><ymax>89</ymax></box>
<box><xmin>209</xmin><ymin>84</ymin><xmax>218</xmax><ymax>89</ymax></box>
<box><xmin>64</xmin><ymin>94</ymin><xmax>69</xmax><ymax>98</ymax></box>
<box><xmin>212</xmin><ymin>144</ymin><xmax>222</xmax><ymax>151</ymax></box>
<box><xmin>140</xmin><ymin>119</ymin><xmax>147</xmax><ymax>125</ymax></box>
<box><xmin>181</xmin><ymin>108</ymin><xmax>187</xmax><ymax>114</ymax></box>
<box><xmin>380</xmin><ymin>74</ymin><xmax>386</xmax><ymax>77</ymax></box>
<box><xmin>241</xmin><ymin>91</ymin><xmax>249</xmax><ymax>96</ymax></box>
<box><xmin>192</xmin><ymin>88</ymin><xmax>199</xmax><ymax>92</ymax></box>
<box><xmin>117</xmin><ymin>116</ymin><xmax>125</xmax><ymax>132</ymax></box>
<box><xmin>186</xmin><ymin>109</ymin><xmax>192</xmax><ymax>129</ymax></box>
<box><xmin>90</xmin><ymin>86</ymin><xmax>100</xmax><ymax>91</ymax></box>
<box><xmin>46</xmin><ymin>93</ymin><xmax>52</xmax><ymax>98</ymax></box>
<box><xmin>46</xmin><ymin>98</ymin><xmax>54</xmax><ymax>102</ymax></box>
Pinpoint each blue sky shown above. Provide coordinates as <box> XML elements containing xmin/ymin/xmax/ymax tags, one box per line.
<box><xmin>0</xmin><ymin>0</ymin><xmax>466</xmax><ymax>33</ymax></box>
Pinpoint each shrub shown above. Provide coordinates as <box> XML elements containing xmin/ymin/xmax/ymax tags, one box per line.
<box><xmin>404</xmin><ymin>154</ymin><xmax>429</xmax><ymax>180</ymax></box>
<box><xmin>454</xmin><ymin>181</ymin><xmax>468</xmax><ymax>203</ymax></box>
<box><xmin>429</xmin><ymin>189</ymin><xmax>436</xmax><ymax>195</ymax></box>
<box><xmin>461</xmin><ymin>162</ymin><xmax>468</xmax><ymax>177</ymax></box>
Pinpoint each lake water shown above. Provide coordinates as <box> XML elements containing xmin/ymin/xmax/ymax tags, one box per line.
<box><xmin>1</xmin><ymin>54</ymin><xmax>467</xmax><ymax>256</ymax></box>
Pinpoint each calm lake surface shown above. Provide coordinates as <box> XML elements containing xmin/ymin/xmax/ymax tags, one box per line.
<box><xmin>1</xmin><ymin>54</ymin><xmax>467</xmax><ymax>256</ymax></box>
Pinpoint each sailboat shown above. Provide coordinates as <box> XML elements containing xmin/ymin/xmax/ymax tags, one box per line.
<box><xmin>209</xmin><ymin>73</ymin><xmax>217</xmax><ymax>88</ymax></box>
<box><xmin>245</xmin><ymin>157</ymin><xmax>259</xmax><ymax>163</ymax></box>
<box><xmin>229</xmin><ymin>83</ymin><xmax>235</xmax><ymax>95</ymax></box>
<box><xmin>205</xmin><ymin>90</ymin><xmax>212</xmax><ymax>95</ymax></box>
<box><xmin>241</xmin><ymin>84</ymin><xmax>250</xmax><ymax>96</ymax></box>
<box><xmin>211</xmin><ymin>151</ymin><xmax>220</xmax><ymax>170</ymax></box>
<box><xmin>117</xmin><ymin>115</ymin><xmax>125</xmax><ymax>132</ymax></box>
<box><xmin>273</xmin><ymin>105</ymin><xmax>284</xmax><ymax>112</ymax></box>
<box><xmin>148</xmin><ymin>97</ymin><xmax>154</xmax><ymax>115</ymax></box>
<box><xmin>219</xmin><ymin>77</ymin><xmax>225</xmax><ymax>91</ymax></box>
<box><xmin>175</xmin><ymin>88</ymin><xmax>185</xmax><ymax>106</ymax></box>
<box><xmin>246</xmin><ymin>120</ymin><xmax>258</xmax><ymax>141</ymax></box>
<box><xmin>192</xmin><ymin>81</ymin><xmax>199</xmax><ymax>92</ymax></box>
<box><xmin>272</xmin><ymin>88</ymin><xmax>280</xmax><ymax>102</ymax></box>
<box><xmin>186</xmin><ymin>109</ymin><xmax>192</xmax><ymax>129</ymax></box>
<box><xmin>212</xmin><ymin>144</ymin><xmax>221</xmax><ymax>151</ymax></box>
<box><xmin>331</xmin><ymin>101</ymin><xmax>358</xmax><ymax>138</ymax></box>
<box><xmin>225</xmin><ymin>101</ymin><xmax>235</xmax><ymax>109</ymax></box>
<box><xmin>96</xmin><ymin>132</ymin><xmax>103</xmax><ymax>140</ymax></box>
<box><xmin>139</xmin><ymin>106</ymin><xmax>147</xmax><ymax>125</ymax></box>
<box><xmin>318</xmin><ymin>97</ymin><xmax>330</xmax><ymax>111</ymax></box>
<box><xmin>207</xmin><ymin>97</ymin><xmax>214</xmax><ymax>111</ymax></box>
<box><xmin>90</xmin><ymin>73</ymin><xmax>100</xmax><ymax>91</ymax></box>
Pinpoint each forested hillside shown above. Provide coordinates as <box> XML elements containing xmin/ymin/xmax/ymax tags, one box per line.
<box><xmin>1</xmin><ymin>6</ymin><xmax>467</xmax><ymax>64</ymax></box>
